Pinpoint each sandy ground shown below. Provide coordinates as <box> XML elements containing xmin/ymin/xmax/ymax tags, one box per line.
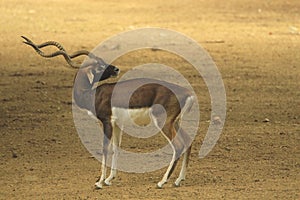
<box><xmin>0</xmin><ymin>0</ymin><xmax>299</xmax><ymax>199</ymax></box>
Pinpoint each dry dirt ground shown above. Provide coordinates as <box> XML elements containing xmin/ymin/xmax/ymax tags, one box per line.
<box><xmin>0</xmin><ymin>0</ymin><xmax>299</xmax><ymax>199</ymax></box>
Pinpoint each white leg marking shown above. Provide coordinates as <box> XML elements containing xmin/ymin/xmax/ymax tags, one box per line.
<box><xmin>152</xmin><ymin>116</ymin><xmax>176</xmax><ymax>188</ymax></box>
<box><xmin>157</xmin><ymin>139</ymin><xmax>176</xmax><ymax>188</ymax></box>
<box><xmin>95</xmin><ymin>155</ymin><xmax>107</xmax><ymax>189</ymax></box>
<box><xmin>151</xmin><ymin>114</ymin><xmax>176</xmax><ymax>188</ymax></box>
<box><xmin>175</xmin><ymin>151</ymin><xmax>187</xmax><ymax>186</ymax></box>
<box><xmin>105</xmin><ymin>125</ymin><xmax>122</xmax><ymax>186</ymax></box>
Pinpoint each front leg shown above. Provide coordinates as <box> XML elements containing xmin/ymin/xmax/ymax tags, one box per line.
<box><xmin>95</xmin><ymin>154</ymin><xmax>109</xmax><ymax>189</ymax></box>
<box><xmin>95</xmin><ymin>119</ymin><xmax>113</xmax><ymax>189</ymax></box>
<box><xmin>105</xmin><ymin>124</ymin><xmax>122</xmax><ymax>186</ymax></box>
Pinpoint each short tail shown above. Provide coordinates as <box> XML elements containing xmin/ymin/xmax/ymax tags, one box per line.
<box><xmin>181</xmin><ymin>95</ymin><xmax>195</xmax><ymax>115</ymax></box>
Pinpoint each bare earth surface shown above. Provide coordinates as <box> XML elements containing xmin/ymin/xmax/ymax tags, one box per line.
<box><xmin>0</xmin><ymin>0</ymin><xmax>299</xmax><ymax>199</ymax></box>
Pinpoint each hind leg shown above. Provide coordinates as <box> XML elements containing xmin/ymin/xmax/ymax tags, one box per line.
<box><xmin>156</xmin><ymin>122</ymin><xmax>185</xmax><ymax>188</ymax></box>
<box><xmin>174</xmin><ymin>121</ymin><xmax>192</xmax><ymax>186</ymax></box>
<box><xmin>174</xmin><ymin>145</ymin><xmax>191</xmax><ymax>186</ymax></box>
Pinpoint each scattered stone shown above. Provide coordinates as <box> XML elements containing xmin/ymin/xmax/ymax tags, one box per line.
<box><xmin>225</xmin><ymin>147</ymin><xmax>231</xmax><ymax>151</ymax></box>
<box><xmin>289</xmin><ymin>26</ymin><xmax>299</xmax><ymax>34</ymax></box>
<box><xmin>28</xmin><ymin>9</ymin><xmax>36</xmax><ymax>14</ymax></box>
<box><xmin>263</xmin><ymin>118</ymin><xmax>270</xmax><ymax>123</ymax></box>
<box><xmin>11</xmin><ymin>150</ymin><xmax>17</xmax><ymax>158</ymax></box>
<box><xmin>151</xmin><ymin>47</ymin><xmax>161</xmax><ymax>51</ymax></box>
<box><xmin>61</xmin><ymin>101</ymin><xmax>72</xmax><ymax>105</ymax></box>
<box><xmin>212</xmin><ymin>116</ymin><xmax>222</xmax><ymax>125</ymax></box>
<box><xmin>205</xmin><ymin>40</ymin><xmax>225</xmax><ymax>44</ymax></box>
<box><xmin>37</xmin><ymin>80</ymin><xmax>46</xmax><ymax>85</ymax></box>
<box><xmin>11</xmin><ymin>72</ymin><xmax>22</xmax><ymax>77</ymax></box>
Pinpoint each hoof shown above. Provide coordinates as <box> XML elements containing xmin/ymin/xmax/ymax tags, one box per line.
<box><xmin>174</xmin><ymin>178</ymin><xmax>185</xmax><ymax>187</ymax></box>
<box><xmin>174</xmin><ymin>182</ymin><xmax>181</xmax><ymax>187</ymax></box>
<box><xmin>104</xmin><ymin>179</ymin><xmax>112</xmax><ymax>186</ymax></box>
<box><xmin>94</xmin><ymin>182</ymin><xmax>103</xmax><ymax>189</ymax></box>
<box><xmin>156</xmin><ymin>182</ymin><xmax>164</xmax><ymax>189</ymax></box>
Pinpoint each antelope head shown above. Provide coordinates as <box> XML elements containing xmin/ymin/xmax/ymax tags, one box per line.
<box><xmin>80</xmin><ymin>57</ymin><xmax>120</xmax><ymax>87</ymax></box>
<box><xmin>21</xmin><ymin>36</ymin><xmax>120</xmax><ymax>87</ymax></box>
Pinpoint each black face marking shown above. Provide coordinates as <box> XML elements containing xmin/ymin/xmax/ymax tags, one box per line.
<box><xmin>90</xmin><ymin>62</ymin><xmax>119</xmax><ymax>84</ymax></box>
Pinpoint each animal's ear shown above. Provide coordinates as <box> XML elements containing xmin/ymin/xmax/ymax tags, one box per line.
<box><xmin>86</xmin><ymin>68</ymin><xmax>95</xmax><ymax>85</ymax></box>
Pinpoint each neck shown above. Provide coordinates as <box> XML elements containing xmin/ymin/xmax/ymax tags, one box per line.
<box><xmin>73</xmin><ymin>70</ymin><xmax>95</xmax><ymax>112</ymax></box>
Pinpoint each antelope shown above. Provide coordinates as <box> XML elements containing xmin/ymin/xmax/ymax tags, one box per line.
<box><xmin>22</xmin><ymin>36</ymin><xmax>195</xmax><ymax>189</ymax></box>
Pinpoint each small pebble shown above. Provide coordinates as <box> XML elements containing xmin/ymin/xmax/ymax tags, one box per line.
<box><xmin>11</xmin><ymin>151</ymin><xmax>17</xmax><ymax>158</ymax></box>
<box><xmin>263</xmin><ymin>118</ymin><xmax>270</xmax><ymax>123</ymax></box>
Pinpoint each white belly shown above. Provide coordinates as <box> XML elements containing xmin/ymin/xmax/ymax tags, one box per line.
<box><xmin>111</xmin><ymin>107</ymin><xmax>152</xmax><ymax>126</ymax></box>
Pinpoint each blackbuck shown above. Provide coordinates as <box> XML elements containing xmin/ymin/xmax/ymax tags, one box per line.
<box><xmin>22</xmin><ymin>36</ymin><xmax>196</xmax><ymax>188</ymax></box>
